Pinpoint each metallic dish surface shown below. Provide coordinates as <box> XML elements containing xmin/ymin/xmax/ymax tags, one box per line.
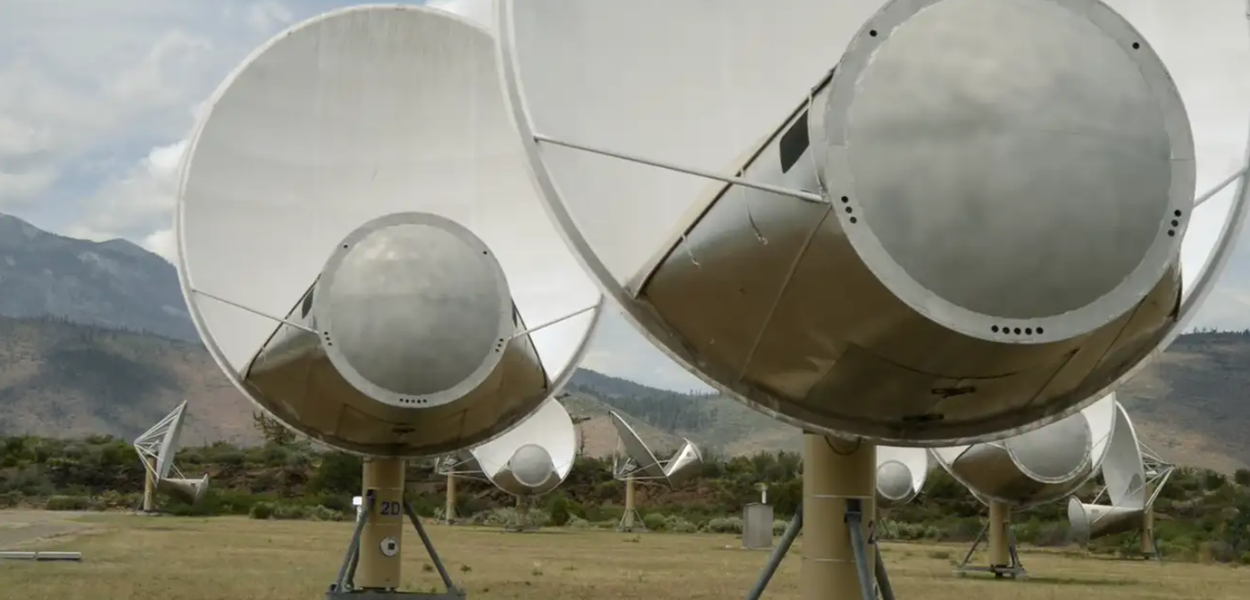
<box><xmin>876</xmin><ymin>446</ymin><xmax>930</xmax><ymax>506</ymax></box>
<box><xmin>608</xmin><ymin>410</ymin><xmax>667</xmax><ymax>479</ymax></box>
<box><xmin>472</xmin><ymin>398</ymin><xmax>577</xmax><ymax>497</ymax></box>
<box><xmin>177</xmin><ymin>4</ymin><xmax>602</xmax><ymax>457</ymax></box>
<box><xmin>493</xmin><ymin>0</ymin><xmax>1250</xmax><ymax>446</ymax></box>
<box><xmin>1068</xmin><ymin>400</ymin><xmax>1150</xmax><ymax>542</ymax></box>
<box><xmin>133</xmin><ymin>401</ymin><xmax>212</xmax><ymax>505</ymax></box>
<box><xmin>663</xmin><ymin>440</ymin><xmax>705</xmax><ymax>486</ymax></box>
<box><xmin>930</xmin><ymin>393</ymin><xmax>1115</xmax><ymax>508</ymax></box>
<box><xmin>825</xmin><ymin>0</ymin><xmax>1191</xmax><ymax>339</ymax></box>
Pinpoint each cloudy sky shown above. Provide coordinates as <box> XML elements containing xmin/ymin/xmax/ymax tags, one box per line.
<box><xmin>0</xmin><ymin>0</ymin><xmax>1247</xmax><ymax>393</ymax></box>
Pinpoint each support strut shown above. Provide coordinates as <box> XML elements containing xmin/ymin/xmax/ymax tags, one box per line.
<box><xmin>327</xmin><ymin>460</ymin><xmax>465</xmax><ymax>600</ymax></box>
<box><xmin>742</xmin><ymin>501</ymin><xmax>896</xmax><ymax>600</ymax></box>
<box><xmin>954</xmin><ymin>506</ymin><xmax>1026</xmax><ymax>580</ymax></box>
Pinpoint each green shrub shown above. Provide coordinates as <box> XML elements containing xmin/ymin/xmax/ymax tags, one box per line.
<box><xmin>250</xmin><ymin>502</ymin><xmax>275</xmax><ymax>520</ymax></box>
<box><xmin>273</xmin><ymin>503</ymin><xmax>309</xmax><ymax>520</ymax></box>
<box><xmin>668</xmin><ymin>517</ymin><xmax>697</xmax><ymax>533</ymax></box>
<box><xmin>706</xmin><ymin>516</ymin><xmax>743</xmax><ymax>534</ymax></box>
<box><xmin>772</xmin><ymin>520</ymin><xmax>789</xmax><ymax>536</ymax></box>
<box><xmin>0</xmin><ymin>490</ymin><xmax>22</xmax><ymax>508</ymax></box>
<box><xmin>643</xmin><ymin>513</ymin><xmax>669</xmax><ymax>531</ymax></box>
<box><xmin>45</xmin><ymin>495</ymin><xmax>89</xmax><ymax>511</ymax></box>
<box><xmin>547</xmin><ymin>496</ymin><xmax>573</xmax><ymax>526</ymax></box>
<box><xmin>567</xmin><ymin>517</ymin><xmax>591</xmax><ymax>529</ymax></box>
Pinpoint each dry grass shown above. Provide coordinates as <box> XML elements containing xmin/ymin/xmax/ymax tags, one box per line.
<box><xmin>1</xmin><ymin>514</ymin><xmax>1248</xmax><ymax>600</ymax></box>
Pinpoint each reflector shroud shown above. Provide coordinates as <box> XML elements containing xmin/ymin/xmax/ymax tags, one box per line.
<box><xmin>931</xmin><ymin>393</ymin><xmax>1116</xmax><ymax>508</ymax></box>
<box><xmin>497</xmin><ymin>0</ymin><xmax>1225</xmax><ymax>445</ymax></box>
<box><xmin>177</xmin><ymin>5</ymin><xmax>602</xmax><ymax>457</ymax></box>
<box><xmin>472</xmin><ymin>398</ymin><xmax>578</xmax><ymax>496</ymax></box>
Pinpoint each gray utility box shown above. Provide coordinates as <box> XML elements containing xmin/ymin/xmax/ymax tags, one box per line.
<box><xmin>743</xmin><ymin>503</ymin><xmax>775</xmax><ymax>549</ymax></box>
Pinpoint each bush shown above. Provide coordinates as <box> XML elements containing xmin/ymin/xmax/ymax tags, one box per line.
<box><xmin>473</xmin><ymin>507</ymin><xmax>550</xmax><ymax>529</ymax></box>
<box><xmin>45</xmin><ymin>495</ymin><xmax>89</xmax><ymax>511</ymax></box>
<box><xmin>0</xmin><ymin>490</ymin><xmax>22</xmax><ymax>508</ymax></box>
<box><xmin>273</xmin><ymin>503</ymin><xmax>309</xmax><ymax>520</ymax></box>
<box><xmin>772</xmin><ymin>520</ymin><xmax>789</xmax><ymax>536</ymax></box>
<box><xmin>567</xmin><ymin>517</ymin><xmax>591</xmax><ymax>529</ymax></box>
<box><xmin>668</xmin><ymin>517</ymin><xmax>698</xmax><ymax>533</ymax></box>
<box><xmin>250</xmin><ymin>502</ymin><xmax>275</xmax><ymax>520</ymax></box>
<box><xmin>643</xmin><ymin>513</ymin><xmax>670</xmax><ymax>531</ymax></box>
<box><xmin>547</xmin><ymin>496</ymin><xmax>573</xmax><ymax>526</ymax></box>
<box><xmin>706</xmin><ymin>516</ymin><xmax>744</xmax><ymax>534</ymax></box>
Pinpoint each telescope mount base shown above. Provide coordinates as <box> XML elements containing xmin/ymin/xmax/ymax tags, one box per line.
<box><xmin>955</xmin><ymin>522</ymin><xmax>1026</xmax><ymax>580</ymax></box>
<box><xmin>744</xmin><ymin>501</ymin><xmax>896</xmax><ymax>600</ymax></box>
<box><xmin>616</xmin><ymin>509</ymin><xmax>647</xmax><ymax>533</ymax></box>
<box><xmin>1121</xmin><ymin>529</ymin><xmax>1164</xmax><ymax>562</ymax></box>
<box><xmin>503</xmin><ymin>497</ymin><xmax>539</xmax><ymax>532</ymax></box>
<box><xmin>327</xmin><ymin>492</ymin><xmax>465</xmax><ymax>600</ymax></box>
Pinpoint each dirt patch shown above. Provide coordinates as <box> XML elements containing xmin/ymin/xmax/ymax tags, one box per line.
<box><xmin>0</xmin><ymin>510</ymin><xmax>94</xmax><ymax>549</ymax></box>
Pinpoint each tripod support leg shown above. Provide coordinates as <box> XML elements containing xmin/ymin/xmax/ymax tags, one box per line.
<box><xmin>330</xmin><ymin>491</ymin><xmax>375</xmax><ymax>593</ymax></box>
<box><xmin>744</xmin><ymin>503</ymin><xmax>894</xmax><ymax>600</ymax></box>
<box><xmin>403</xmin><ymin>502</ymin><xmax>460</xmax><ymax>595</ymax></box>
<box><xmin>956</xmin><ymin>522</ymin><xmax>989</xmax><ymax>574</ymax></box>
<box><xmin>844</xmin><ymin>499</ymin><xmax>878</xmax><ymax>600</ymax></box>
<box><xmin>874</xmin><ymin>545</ymin><xmax>896</xmax><ymax>600</ymax></box>
<box><xmin>744</xmin><ymin>505</ymin><xmax>803</xmax><ymax>600</ymax></box>
<box><xmin>326</xmin><ymin>494</ymin><xmax>465</xmax><ymax>600</ymax></box>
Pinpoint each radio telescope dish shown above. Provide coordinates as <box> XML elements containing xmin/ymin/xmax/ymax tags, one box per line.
<box><xmin>497</xmin><ymin>0</ymin><xmax>1250</xmax><ymax>448</ymax></box>
<box><xmin>1068</xmin><ymin>401</ymin><xmax>1175</xmax><ymax>552</ymax></box>
<box><xmin>876</xmin><ymin>446</ymin><xmax>930</xmax><ymax>507</ymax></box>
<box><xmin>178</xmin><ymin>4</ymin><xmax>603</xmax><ymax>594</ymax></box>
<box><xmin>176</xmin><ymin>3</ymin><xmax>603</xmax><ymax>459</ymax></box>
<box><xmin>434</xmin><ymin>451</ymin><xmax>484</xmax><ymax>480</ymax></box>
<box><xmin>609</xmin><ymin>410</ymin><xmax>704</xmax><ymax>531</ymax></box>
<box><xmin>608</xmin><ymin>411</ymin><xmax>703</xmax><ymax>486</ymax></box>
<box><xmin>470</xmin><ymin>398</ymin><xmax>577</xmax><ymax>497</ymax></box>
<box><xmin>608</xmin><ymin>411</ymin><xmax>665</xmax><ymax>480</ymax></box>
<box><xmin>133</xmin><ymin>401</ymin><xmax>210</xmax><ymax>509</ymax></box>
<box><xmin>932</xmin><ymin>393</ymin><xmax>1116</xmax><ymax>509</ymax></box>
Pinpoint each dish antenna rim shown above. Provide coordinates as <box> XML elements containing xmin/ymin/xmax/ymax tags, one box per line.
<box><xmin>494</xmin><ymin>0</ymin><xmax>1250</xmax><ymax>448</ymax></box>
<box><xmin>173</xmin><ymin>2</ymin><xmax>605</xmax><ymax>457</ymax></box>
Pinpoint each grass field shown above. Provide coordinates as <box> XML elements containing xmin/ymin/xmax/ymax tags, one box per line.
<box><xmin>0</xmin><ymin>512</ymin><xmax>1247</xmax><ymax>600</ymax></box>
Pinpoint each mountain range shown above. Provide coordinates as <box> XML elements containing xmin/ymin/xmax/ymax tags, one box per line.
<box><xmin>0</xmin><ymin>212</ymin><xmax>1248</xmax><ymax>473</ymax></box>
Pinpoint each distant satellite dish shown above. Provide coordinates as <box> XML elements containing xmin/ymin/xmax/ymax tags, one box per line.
<box><xmin>495</xmin><ymin>0</ymin><xmax>1250</xmax><ymax>448</ymax></box>
<box><xmin>133</xmin><ymin>401</ymin><xmax>209</xmax><ymax>508</ymax></box>
<box><xmin>175</xmin><ymin>3</ymin><xmax>604</xmax><ymax>458</ymax></box>
<box><xmin>1068</xmin><ymin>401</ymin><xmax>1174</xmax><ymax>550</ymax></box>
<box><xmin>876</xmin><ymin>446</ymin><xmax>930</xmax><ymax>507</ymax></box>
<box><xmin>470</xmin><ymin>398</ymin><xmax>577</xmax><ymax>497</ymax></box>
<box><xmin>609</xmin><ymin>410</ymin><xmax>704</xmax><ymax>532</ymax></box>
<box><xmin>931</xmin><ymin>393</ymin><xmax>1117</xmax><ymax>508</ymax></box>
<box><xmin>434</xmin><ymin>450</ymin><xmax>485</xmax><ymax>480</ymax></box>
<box><xmin>609</xmin><ymin>411</ymin><xmax>703</xmax><ymax>487</ymax></box>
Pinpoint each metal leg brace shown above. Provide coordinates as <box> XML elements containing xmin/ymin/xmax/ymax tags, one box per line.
<box><xmin>616</xmin><ymin>509</ymin><xmax>647</xmax><ymax>532</ymax></box>
<box><xmin>1122</xmin><ymin>529</ymin><xmax>1164</xmax><ymax>561</ymax></box>
<box><xmin>743</xmin><ymin>503</ymin><xmax>895</xmax><ymax>600</ymax></box>
<box><xmin>954</xmin><ymin>521</ymin><xmax>1026</xmax><ymax>579</ymax></box>
<box><xmin>326</xmin><ymin>490</ymin><xmax>466</xmax><ymax>600</ymax></box>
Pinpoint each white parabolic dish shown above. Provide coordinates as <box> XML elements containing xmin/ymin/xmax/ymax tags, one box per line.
<box><xmin>931</xmin><ymin>393</ymin><xmax>1117</xmax><ymax>508</ymax></box>
<box><xmin>876</xmin><ymin>446</ymin><xmax>930</xmax><ymax>506</ymax></box>
<box><xmin>495</xmin><ymin>0</ymin><xmax>1250</xmax><ymax>447</ymax></box>
<box><xmin>176</xmin><ymin>4</ymin><xmax>602</xmax><ymax>457</ymax></box>
<box><xmin>472</xmin><ymin>398</ymin><xmax>577</xmax><ymax>496</ymax></box>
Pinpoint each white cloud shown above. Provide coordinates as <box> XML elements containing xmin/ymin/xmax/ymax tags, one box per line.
<box><xmin>64</xmin><ymin>139</ymin><xmax>188</xmax><ymax>260</ymax></box>
<box><xmin>0</xmin><ymin>165</ymin><xmax>58</xmax><ymax>204</ymax></box>
<box><xmin>243</xmin><ymin>1</ymin><xmax>296</xmax><ymax>35</ymax></box>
